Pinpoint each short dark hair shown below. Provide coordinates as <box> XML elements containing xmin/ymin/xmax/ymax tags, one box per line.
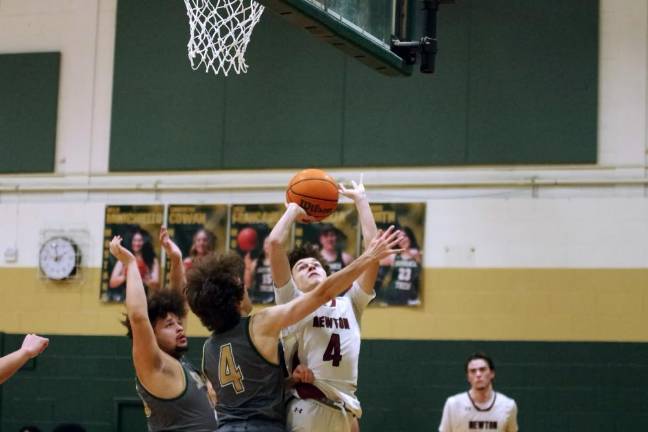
<box><xmin>464</xmin><ymin>352</ymin><xmax>495</xmax><ymax>372</ymax></box>
<box><xmin>318</xmin><ymin>223</ymin><xmax>336</xmax><ymax>235</ymax></box>
<box><xmin>19</xmin><ymin>426</ymin><xmax>42</xmax><ymax>432</ymax></box>
<box><xmin>288</xmin><ymin>243</ymin><xmax>331</xmax><ymax>276</ymax></box>
<box><xmin>121</xmin><ymin>289</ymin><xmax>187</xmax><ymax>339</ymax></box>
<box><xmin>185</xmin><ymin>253</ymin><xmax>245</xmax><ymax>333</ymax></box>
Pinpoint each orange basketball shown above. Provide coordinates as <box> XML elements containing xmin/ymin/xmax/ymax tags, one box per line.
<box><xmin>286</xmin><ymin>168</ymin><xmax>339</xmax><ymax>221</ymax></box>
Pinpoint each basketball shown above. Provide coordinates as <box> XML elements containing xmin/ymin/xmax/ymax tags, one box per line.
<box><xmin>286</xmin><ymin>168</ymin><xmax>339</xmax><ymax>221</ymax></box>
<box><xmin>237</xmin><ymin>227</ymin><xmax>258</xmax><ymax>252</ymax></box>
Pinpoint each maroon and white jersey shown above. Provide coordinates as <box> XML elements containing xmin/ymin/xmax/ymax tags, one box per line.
<box><xmin>275</xmin><ymin>279</ymin><xmax>374</xmax><ymax>417</ymax></box>
<box><xmin>439</xmin><ymin>391</ymin><xmax>518</xmax><ymax>432</ymax></box>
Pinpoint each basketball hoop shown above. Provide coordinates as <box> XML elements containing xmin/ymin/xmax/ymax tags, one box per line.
<box><xmin>183</xmin><ymin>0</ymin><xmax>264</xmax><ymax>76</ymax></box>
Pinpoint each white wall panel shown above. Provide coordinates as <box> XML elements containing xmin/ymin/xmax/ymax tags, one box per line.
<box><xmin>426</xmin><ymin>198</ymin><xmax>648</xmax><ymax>268</ymax></box>
<box><xmin>598</xmin><ymin>0</ymin><xmax>648</xmax><ymax>166</ymax></box>
<box><xmin>1</xmin><ymin>195</ymin><xmax>646</xmax><ymax>269</ymax></box>
<box><xmin>0</xmin><ymin>202</ymin><xmax>105</xmax><ymax>267</ymax></box>
<box><xmin>0</xmin><ymin>0</ymin><xmax>112</xmax><ymax>174</ymax></box>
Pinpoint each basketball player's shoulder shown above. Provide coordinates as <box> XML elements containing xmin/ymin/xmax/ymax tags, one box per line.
<box><xmin>342</xmin><ymin>281</ymin><xmax>366</xmax><ymax>298</ymax></box>
<box><xmin>180</xmin><ymin>356</ymin><xmax>198</xmax><ymax>371</ymax></box>
<box><xmin>343</xmin><ymin>280</ymin><xmax>375</xmax><ymax>309</ymax></box>
<box><xmin>332</xmin><ymin>295</ymin><xmax>355</xmax><ymax>313</ymax></box>
<box><xmin>445</xmin><ymin>391</ymin><xmax>470</xmax><ymax>407</ymax></box>
<box><xmin>275</xmin><ymin>277</ymin><xmax>297</xmax><ymax>292</ymax></box>
<box><xmin>274</xmin><ymin>277</ymin><xmax>301</xmax><ymax>305</ymax></box>
<box><xmin>495</xmin><ymin>391</ymin><xmax>517</xmax><ymax>409</ymax></box>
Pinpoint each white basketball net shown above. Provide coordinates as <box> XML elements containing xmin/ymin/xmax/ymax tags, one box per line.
<box><xmin>184</xmin><ymin>0</ymin><xmax>265</xmax><ymax>76</ymax></box>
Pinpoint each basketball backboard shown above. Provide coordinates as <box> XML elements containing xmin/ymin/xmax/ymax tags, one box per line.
<box><xmin>256</xmin><ymin>0</ymin><xmax>414</xmax><ymax>76</ymax></box>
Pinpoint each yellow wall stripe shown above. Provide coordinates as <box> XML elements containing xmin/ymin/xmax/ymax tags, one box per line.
<box><xmin>1</xmin><ymin>267</ymin><xmax>646</xmax><ymax>341</ymax></box>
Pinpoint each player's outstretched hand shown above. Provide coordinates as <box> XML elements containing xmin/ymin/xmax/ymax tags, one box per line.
<box><xmin>109</xmin><ymin>236</ymin><xmax>135</xmax><ymax>264</ymax></box>
<box><xmin>339</xmin><ymin>175</ymin><xmax>367</xmax><ymax>203</ymax></box>
<box><xmin>20</xmin><ymin>334</ymin><xmax>49</xmax><ymax>359</ymax></box>
<box><xmin>292</xmin><ymin>365</ymin><xmax>315</xmax><ymax>384</ymax></box>
<box><xmin>285</xmin><ymin>202</ymin><xmax>318</xmax><ymax>224</ymax></box>
<box><xmin>243</xmin><ymin>252</ymin><xmax>256</xmax><ymax>271</ymax></box>
<box><xmin>160</xmin><ymin>226</ymin><xmax>182</xmax><ymax>261</ymax></box>
<box><xmin>363</xmin><ymin>226</ymin><xmax>403</xmax><ymax>262</ymax></box>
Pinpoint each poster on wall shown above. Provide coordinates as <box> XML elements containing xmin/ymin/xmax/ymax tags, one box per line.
<box><xmin>166</xmin><ymin>205</ymin><xmax>228</xmax><ymax>283</ymax></box>
<box><xmin>100</xmin><ymin>205</ymin><xmax>164</xmax><ymax>303</ymax></box>
<box><xmin>370</xmin><ymin>202</ymin><xmax>425</xmax><ymax>307</ymax></box>
<box><xmin>230</xmin><ymin>204</ymin><xmax>284</xmax><ymax>304</ymax></box>
<box><xmin>294</xmin><ymin>203</ymin><xmax>358</xmax><ymax>274</ymax></box>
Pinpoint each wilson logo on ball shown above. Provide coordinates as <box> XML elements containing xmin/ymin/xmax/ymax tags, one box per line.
<box><xmin>299</xmin><ymin>200</ymin><xmax>327</xmax><ymax>214</ymax></box>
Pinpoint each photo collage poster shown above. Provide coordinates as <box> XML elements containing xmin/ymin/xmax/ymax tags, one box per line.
<box><xmin>294</xmin><ymin>203</ymin><xmax>358</xmax><ymax>275</ymax></box>
<box><xmin>100</xmin><ymin>202</ymin><xmax>425</xmax><ymax>306</ymax></box>
<box><xmin>230</xmin><ymin>204</ymin><xmax>284</xmax><ymax>304</ymax></box>
<box><xmin>100</xmin><ymin>205</ymin><xmax>164</xmax><ymax>303</ymax></box>
<box><xmin>165</xmin><ymin>205</ymin><xmax>228</xmax><ymax>286</ymax></box>
<box><xmin>370</xmin><ymin>203</ymin><xmax>425</xmax><ymax>307</ymax></box>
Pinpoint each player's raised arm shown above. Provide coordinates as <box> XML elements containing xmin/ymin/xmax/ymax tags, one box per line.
<box><xmin>267</xmin><ymin>203</ymin><xmax>314</xmax><ymax>287</ymax></box>
<box><xmin>109</xmin><ymin>260</ymin><xmax>126</xmax><ymax>288</ymax></box>
<box><xmin>339</xmin><ymin>177</ymin><xmax>380</xmax><ymax>294</ymax></box>
<box><xmin>340</xmin><ymin>177</ymin><xmax>378</xmax><ymax>248</ymax></box>
<box><xmin>109</xmin><ymin>236</ymin><xmax>164</xmax><ymax>377</ymax></box>
<box><xmin>256</xmin><ymin>226</ymin><xmax>402</xmax><ymax>337</ymax></box>
<box><xmin>0</xmin><ymin>334</ymin><xmax>49</xmax><ymax>384</ymax></box>
<box><xmin>143</xmin><ymin>257</ymin><xmax>161</xmax><ymax>292</ymax></box>
<box><xmin>159</xmin><ymin>226</ymin><xmax>185</xmax><ymax>293</ymax></box>
<box><xmin>243</xmin><ymin>252</ymin><xmax>256</xmax><ymax>290</ymax></box>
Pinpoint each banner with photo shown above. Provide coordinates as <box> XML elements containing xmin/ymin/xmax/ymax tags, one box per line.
<box><xmin>230</xmin><ymin>204</ymin><xmax>284</xmax><ymax>304</ymax></box>
<box><xmin>295</xmin><ymin>203</ymin><xmax>358</xmax><ymax>274</ymax></box>
<box><xmin>370</xmin><ymin>202</ymin><xmax>425</xmax><ymax>307</ymax></box>
<box><xmin>100</xmin><ymin>205</ymin><xmax>164</xmax><ymax>303</ymax></box>
<box><xmin>166</xmin><ymin>205</ymin><xmax>229</xmax><ymax>283</ymax></box>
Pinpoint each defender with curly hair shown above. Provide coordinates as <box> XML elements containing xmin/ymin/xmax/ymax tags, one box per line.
<box><xmin>110</xmin><ymin>227</ymin><xmax>217</xmax><ymax>432</ymax></box>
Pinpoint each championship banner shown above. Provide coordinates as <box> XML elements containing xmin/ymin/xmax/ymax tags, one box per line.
<box><xmin>230</xmin><ymin>204</ymin><xmax>284</xmax><ymax>304</ymax></box>
<box><xmin>370</xmin><ymin>203</ymin><xmax>425</xmax><ymax>307</ymax></box>
<box><xmin>100</xmin><ymin>205</ymin><xmax>164</xmax><ymax>303</ymax></box>
<box><xmin>166</xmin><ymin>205</ymin><xmax>228</xmax><ymax>280</ymax></box>
<box><xmin>295</xmin><ymin>203</ymin><xmax>358</xmax><ymax>274</ymax></box>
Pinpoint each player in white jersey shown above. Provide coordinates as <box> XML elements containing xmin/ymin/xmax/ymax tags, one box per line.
<box><xmin>269</xmin><ymin>180</ymin><xmax>390</xmax><ymax>432</ymax></box>
<box><xmin>439</xmin><ymin>353</ymin><xmax>518</xmax><ymax>432</ymax></box>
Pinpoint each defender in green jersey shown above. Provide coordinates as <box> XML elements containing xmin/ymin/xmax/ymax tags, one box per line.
<box><xmin>110</xmin><ymin>229</ymin><xmax>217</xmax><ymax>431</ymax></box>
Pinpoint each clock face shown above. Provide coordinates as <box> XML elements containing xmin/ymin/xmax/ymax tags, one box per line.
<box><xmin>39</xmin><ymin>237</ymin><xmax>78</xmax><ymax>280</ymax></box>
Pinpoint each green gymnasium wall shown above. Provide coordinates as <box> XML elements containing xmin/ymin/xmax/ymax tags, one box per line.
<box><xmin>0</xmin><ymin>334</ymin><xmax>144</xmax><ymax>432</ymax></box>
<box><xmin>110</xmin><ymin>0</ymin><xmax>598</xmax><ymax>171</ymax></box>
<box><xmin>0</xmin><ymin>52</ymin><xmax>60</xmax><ymax>174</ymax></box>
<box><xmin>2</xmin><ymin>334</ymin><xmax>647</xmax><ymax>432</ymax></box>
